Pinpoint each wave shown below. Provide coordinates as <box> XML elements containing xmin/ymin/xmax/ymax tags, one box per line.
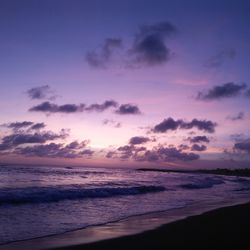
<box><xmin>0</xmin><ymin>185</ymin><xmax>166</xmax><ymax>206</ymax></box>
<box><xmin>180</xmin><ymin>177</ymin><xmax>224</xmax><ymax>189</ymax></box>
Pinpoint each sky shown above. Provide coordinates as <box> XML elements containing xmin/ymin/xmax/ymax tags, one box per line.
<box><xmin>0</xmin><ymin>0</ymin><xmax>250</xmax><ymax>169</ymax></box>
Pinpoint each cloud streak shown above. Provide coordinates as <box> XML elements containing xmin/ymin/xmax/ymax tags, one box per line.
<box><xmin>197</xmin><ymin>82</ymin><xmax>247</xmax><ymax>101</ymax></box>
<box><xmin>129</xmin><ymin>136</ymin><xmax>150</xmax><ymax>145</ymax></box>
<box><xmin>226</xmin><ymin>112</ymin><xmax>245</xmax><ymax>121</ymax></box>
<box><xmin>0</xmin><ymin>129</ymin><xmax>68</xmax><ymax>151</ymax></box>
<box><xmin>204</xmin><ymin>48</ymin><xmax>236</xmax><ymax>68</ymax></box>
<box><xmin>27</xmin><ymin>85</ymin><xmax>56</xmax><ymax>100</ymax></box>
<box><xmin>29</xmin><ymin>101</ymin><xmax>141</xmax><ymax>115</ymax></box>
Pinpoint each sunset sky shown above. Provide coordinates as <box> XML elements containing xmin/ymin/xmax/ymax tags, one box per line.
<box><xmin>0</xmin><ymin>0</ymin><xmax>250</xmax><ymax>168</ymax></box>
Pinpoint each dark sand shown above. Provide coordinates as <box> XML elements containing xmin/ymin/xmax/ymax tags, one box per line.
<box><xmin>54</xmin><ymin>202</ymin><xmax>250</xmax><ymax>250</ymax></box>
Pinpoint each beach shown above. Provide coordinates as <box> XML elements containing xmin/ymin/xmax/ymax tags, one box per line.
<box><xmin>0</xmin><ymin>200</ymin><xmax>249</xmax><ymax>250</ymax></box>
<box><xmin>55</xmin><ymin>202</ymin><xmax>250</xmax><ymax>250</ymax></box>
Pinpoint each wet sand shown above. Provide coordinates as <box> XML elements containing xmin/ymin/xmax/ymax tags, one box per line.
<box><xmin>54</xmin><ymin>202</ymin><xmax>250</xmax><ymax>250</ymax></box>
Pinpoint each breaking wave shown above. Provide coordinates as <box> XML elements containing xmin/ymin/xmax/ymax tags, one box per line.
<box><xmin>0</xmin><ymin>185</ymin><xmax>166</xmax><ymax>205</ymax></box>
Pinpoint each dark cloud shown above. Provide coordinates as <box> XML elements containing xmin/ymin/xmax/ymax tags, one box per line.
<box><xmin>80</xmin><ymin>149</ymin><xmax>94</xmax><ymax>156</ymax></box>
<box><xmin>226</xmin><ymin>112</ymin><xmax>245</xmax><ymax>121</ymax></box>
<box><xmin>3</xmin><ymin>121</ymin><xmax>47</xmax><ymax>132</ymax></box>
<box><xmin>85</xmin><ymin>100</ymin><xmax>118</xmax><ymax>112</ymax></box>
<box><xmin>153</xmin><ymin>117</ymin><xmax>216</xmax><ymax>133</ymax></box>
<box><xmin>187</xmin><ymin>136</ymin><xmax>210</xmax><ymax>143</ymax></box>
<box><xmin>180</xmin><ymin>119</ymin><xmax>217</xmax><ymax>133</ymax></box>
<box><xmin>115</xmin><ymin>104</ymin><xmax>141</xmax><ymax>115</ymax></box>
<box><xmin>14</xmin><ymin>141</ymin><xmax>93</xmax><ymax>159</ymax></box>
<box><xmin>5</xmin><ymin>121</ymin><xmax>33</xmax><ymax>130</ymax></box>
<box><xmin>86</xmin><ymin>38</ymin><xmax>122</xmax><ymax>68</ymax></box>
<box><xmin>134</xmin><ymin>146</ymin><xmax>200</xmax><ymax>162</ymax></box>
<box><xmin>153</xmin><ymin>117</ymin><xmax>182</xmax><ymax>133</ymax></box>
<box><xmin>106</xmin><ymin>151</ymin><xmax>116</xmax><ymax>159</ymax></box>
<box><xmin>178</xmin><ymin>144</ymin><xmax>190</xmax><ymax>150</ymax></box>
<box><xmin>130</xmin><ymin>21</ymin><xmax>177</xmax><ymax>66</ymax></box>
<box><xmin>204</xmin><ymin>48</ymin><xmax>236</xmax><ymax>68</ymax></box>
<box><xmin>234</xmin><ymin>139</ymin><xmax>250</xmax><ymax>153</ymax></box>
<box><xmin>29</xmin><ymin>101</ymin><xmax>140</xmax><ymax>115</ymax></box>
<box><xmin>108</xmin><ymin>144</ymin><xmax>199</xmax><ymax>162</ymax></box>
<box><xmin>197</xmin><ymin>82</ymin><xmax>247</xmax><ymax>101</ymax></box>
<box><xmin>117</xmin><ymin>145</ymin><xmax>135</xmax><ymax>159</ymax></box>
<box><xmin>129</xmin><ymin>136</ymin><xmax>150</xmax><ymax>145</ymax></box>
<box><xmin>29</xmin><ymin>102</ymin><xmax>85</xmax><ymax>113</ymax></box>
<box><xmin>30</xmin><ymin>123</ymin><xmax>46</xmax><ymax>130</ymax></box>
<box><xmin>0</xmin><ymin>129</ymin><xmax>68</xmax><ymax>151</ymax></box>
<box><xmin>130</xmin><ymin>22</ymin><xmax>177</xmax><ymax>66</ymax></box>
<box><xmin>65</xmin><ymin>140</ymin><xmax>89</xmax><ymax>150</ymax></box>
<box><xmin>27</xmin><ymin>85</ymin><xmax>56</xmax><ymax>100</ymax></box>
<box><xmin>191</xmin><ymin>144</ymin><xmax>207</xmax><ymax>151</ymax></box>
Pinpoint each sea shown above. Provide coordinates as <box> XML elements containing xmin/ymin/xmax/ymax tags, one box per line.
<box><xmin>0</xmin><ymin>164</ymin><xmax>250</xmax><ymax>245</ymax></box>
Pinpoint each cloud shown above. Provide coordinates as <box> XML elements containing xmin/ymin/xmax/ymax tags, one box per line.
<box><xmin>5</xmin><ymin>121</ymin><xmax>34</xmax><ymax>130</ymax></box>
<box><xmin>85</xmin><ymin>100</ymin><xmax>118</xmax><ymax>112</ymax></box>
<box><xmin>187</xmin><ymin>136</ymin><xmax>210</xmax><ymax>143</ymax></box>
<box><xmin>108</xmin><ymin>144</ymin><xmax>199</xmax><ymax>162</ymax></box>
<box><xmin>191</xmin><ymin>144</ymin><xmax>207</xmax><ymax>151</ymax></box>
<box><xmin>178</xmin><ymin>144</ymin><xmax>190</xmax><ymax>150</ymax></box>
<box><xmin>0</xmin><ymin>122</ymin><xmax>93</xmax><ymax>159</ymax></box>
<box><xmin>130</xmin><ymin>21</ymin><xmax>177</xmax><ymax>66</ymax></box>
<box><xmin>86</xmin><ymin>38</ymin><xmax>122</xmax><ymax>68</ymax></box>
<box><xmin>30</xmin><ymin>123</ymin><xmax>46</xmax><ymax>130</ymax></box>
<box><xmin>0</xmin><ymin>129</ymin><xmax>68</xmax><ymax>151</ymax></box>
<box><xmin>234</xmin><ymin>139</ymin><xmax>250</xmax><ymax>153</ymax></box>
<box><xmin>14</xmin><ymin>140</ymin><xmax>93</xmax><ymax>158</ymax></box>
<box><xmin>106</xmin><ymin>151</ymin><xmax>116</xmax><ymax>159</ymax></box>
<box><xmin>230</xmin><ymin>133</ymin><xmax>246</xmax><ymax>142</ymax></box>
<box><xmin>226</xmin><ymin>112</ymin><xmax>245</xmax><ymax>121</ymax></box>
<box><xmin>29</xmin><ymin>101</ymin><xmax>141</xmax><ymax>115</ymax></box>
<box><xmin>204</xmin><ymin>48</ymin><xmax>236</xmax><ymax>68</ymax></box>
<box><xmin>65</xmin><ymin>140</ymin><xmax>89</xmax><ymax>150</ymax></box>
<box><xmin>29</xmin><ymin>102</ymin><xmax>85</xmax><ymax>113</ymax></box>
<box><xmin>134</xmin><ymin>146</ymin><xmax>200</xmax><ymax>162</ymax></box>
<box><xmin>180</xmin><ymin>119</ymin><xmax>216</xmax><ymax>133</ymax></box>
<box><xmin>153</xmin><ymin>117</ymin><xmax>216</xmax><ymax>133</ymax></box>
<box><xmin>245</xmin><ymin>89</ymin><xmax>250</xmax><ymax>97</ymax></box>
<box><xmin>3</xmin><ymin>121</ymin><xmax>47</xmax><ymax>132</ymax></box>
<box><xmin>153</xmin><ymin>117</ymin><xmax>182</xmax><ymax>133</ymax></box>
<box><xmin>103</xmin><ymin>119</ymin><xmax>121</xmax><ymax>128</ymax></box>
<box><xmin>27</xmin><ymin>85</ymin><xmax>56</xmax><ymax>100</ymax></box>
<box><xmin>115</xmin><ymin>104</ymin><xmax>141</xmax><ymax>115</ymax></box>
<box><xmin>197</xmin><ymin>82</ymin><xmax>247</xmax><ymax>101</ymax></box>
<box><xmin>129</xmin><ymin>136</ymin><xmax>150</xmax><ymax>145</ymax></box>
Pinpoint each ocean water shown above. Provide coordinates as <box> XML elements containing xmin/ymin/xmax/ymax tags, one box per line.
<box><xmin>0</xmin><ymin>165</ymin><xmax>250</xmax><ymax>245</ymax></box>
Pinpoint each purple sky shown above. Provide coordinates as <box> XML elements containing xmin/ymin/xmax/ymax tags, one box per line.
<box><xmin>1</xmin><ymin>0</ymin><xmax>250</xmax><ymax>168</ymax></box>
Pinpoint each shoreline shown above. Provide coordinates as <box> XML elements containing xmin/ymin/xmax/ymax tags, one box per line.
<box><xmin>0</xmin><ymin>198</ymin><xmax>249</xmax><ymax>250</ymax></box>
<box><xmin>59</xmin><ymin>201</ymin><xmax>250</xmax><ymax>250</ymax></box>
